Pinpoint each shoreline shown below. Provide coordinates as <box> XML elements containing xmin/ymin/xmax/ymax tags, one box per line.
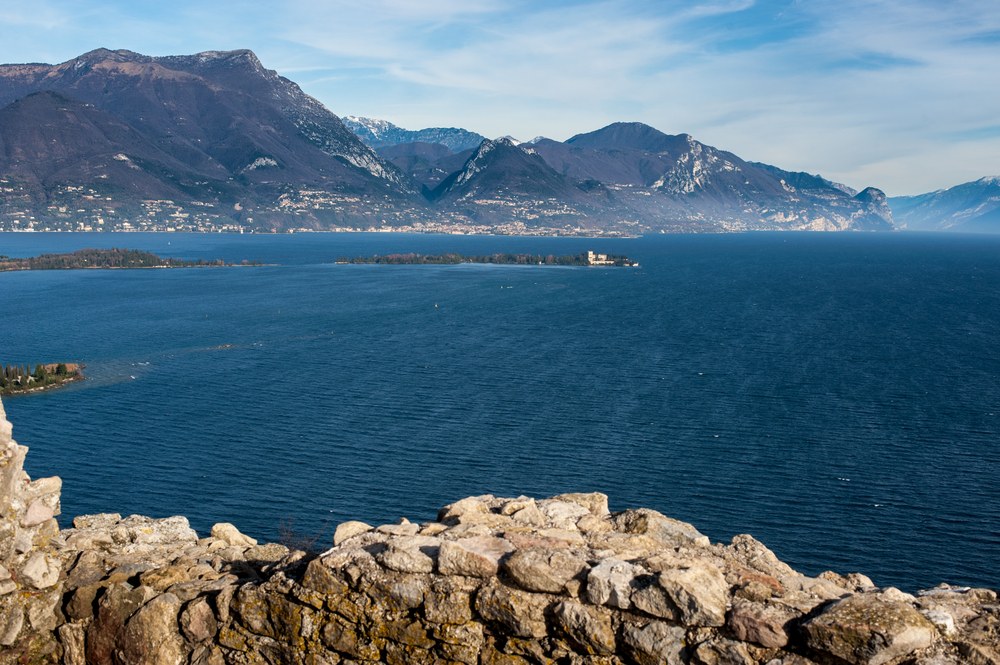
<box><xmin>0</xmin><ymin>364</ymin><xmax>84</xmax><ymax>397</ymax></box>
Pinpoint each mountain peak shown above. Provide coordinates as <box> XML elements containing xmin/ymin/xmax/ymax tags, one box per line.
<box><xmin>72</xmin><ymin>48</ymin><xmax>144</xmax><ymax>64</ymax></box>
<box><xmin>855</xmin><ymin>186</ymin><xmax>887</xmax><ymax>203</ymax></box>
<box><xmin>566</xmin><ymin>122</ymin><xmax>690</xmax><ymax>154</ymax></box>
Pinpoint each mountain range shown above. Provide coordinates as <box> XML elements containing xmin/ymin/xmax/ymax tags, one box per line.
<box><xmin>0</xmin><ymin>48</ymin><xmax>983</xmax><ymax>234</ymax></box>
<box><xmin>343</xmin><ymin>116</ymin><xmax>486</xmax><ymax>153</ymax></box>
<box><xmin>888</xmin><ymin>177</ymin><xmax>1000</xmax><ymax>232</ymax></box>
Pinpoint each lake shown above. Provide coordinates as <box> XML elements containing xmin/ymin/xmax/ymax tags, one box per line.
<box><xmin>1</xmin><ymin>231</ymin><xmax>997</xmax><ymax>591</ymax></box>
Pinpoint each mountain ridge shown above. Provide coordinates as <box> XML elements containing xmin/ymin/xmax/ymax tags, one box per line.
<box><xmin>0</xmin><ymin>48</ymin><xmax>896</xmax><ymax>234</ymax></box>
<box><xmin>889</xmin><ymin>176</ymin><xmax>1000</xmax><ymax>232</ymax></box>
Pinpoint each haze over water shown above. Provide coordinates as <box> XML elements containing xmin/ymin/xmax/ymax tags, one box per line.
<box><xmin>2</xmin><ymin>231</ymin><xmax>997</xmax><ymax>591</ymax></box>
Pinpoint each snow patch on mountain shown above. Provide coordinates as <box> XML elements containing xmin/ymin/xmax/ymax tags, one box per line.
<box><xmin>242</xmin><ymin>156</ymin><xmax>279</xmax><ymax>172</ymax></box>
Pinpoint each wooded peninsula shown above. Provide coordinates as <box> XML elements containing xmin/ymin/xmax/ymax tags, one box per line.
<box><xmin>0</xmin><ymin>248</ymin><xmax>257</xmax><ymax>272</ymax></box>
<box><xmin>335</xmin><ymin>251</ymin><xmax>639</xmax><ymax>267</ymax></box>
<box><xmin>1</xmin><ymin>363</ymin><xmax>83</xmax><ymax>396</ymax></box>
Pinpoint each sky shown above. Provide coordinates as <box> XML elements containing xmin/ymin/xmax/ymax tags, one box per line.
<box><xmin>1</xmin><ymin>0</ymin><xmax>998</xmax><ymax>196</ymax></box>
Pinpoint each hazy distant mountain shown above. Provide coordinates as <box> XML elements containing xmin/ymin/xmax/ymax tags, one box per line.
<box><xmin>890</xmin><ymin>177</ymin><xmax>1000</xmax><ymax>232</ymax></box>
<box><xmin>343</xmin><ymin>116</ymin><xmax>486</xmax><ymax>153</ymax></box>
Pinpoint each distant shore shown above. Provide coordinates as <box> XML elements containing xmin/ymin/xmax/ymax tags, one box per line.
<box><xmin>0</xmin><ymin>248</ymin><xmax>260</xmax><ymax>272</ymax></box>
<box><xmin>335</xmin><ymin>251</ymin><xmax>639</xmax><ymax>267</ymax></box>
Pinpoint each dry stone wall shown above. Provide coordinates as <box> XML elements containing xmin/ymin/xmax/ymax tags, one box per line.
<box><xmin>0</xmin><ymin>398</ymin><xmax>65</xmax><ymax>663</ymax></box>
<box><xmin>0</xmin><ymin>396</ymin><xmax>998</xmax><ymax>664</ymax></box>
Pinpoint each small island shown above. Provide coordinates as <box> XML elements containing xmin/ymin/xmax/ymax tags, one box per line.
<box><xmin>1</xmin><ymin>363</ymin><xmax>83</xmax><ymax>396</ymax></box>
<box><xmin>335</xmin><ymin>250</ymin><xmax>639</xmax><ymax>267</ymax></box>
<box><xmin>0</xmin><ymin>248</ymin><xmax>258</xmax><ymax>272</ymax></box>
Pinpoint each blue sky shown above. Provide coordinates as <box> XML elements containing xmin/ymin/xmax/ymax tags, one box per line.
<box><xmin>1</xmin><ymin>0</ymin><xmax>998</xmax><ymax>195</ymax></box>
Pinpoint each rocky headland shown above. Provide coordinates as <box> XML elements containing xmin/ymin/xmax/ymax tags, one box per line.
<box><xmin>1</xmin><ymin>396</ymin><xmax>997</xmax><ymax>664</ymax></box>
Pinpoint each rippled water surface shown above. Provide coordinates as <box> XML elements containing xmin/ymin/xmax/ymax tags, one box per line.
<box><xmin>2</xmin><ymin>231</ymin><xmax>997</xmax><ymax>590</ymax></box>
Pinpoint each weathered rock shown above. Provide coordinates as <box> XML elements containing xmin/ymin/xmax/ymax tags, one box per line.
<box><xmin>332</xmin><ymin>519</ymin><xmax>372</xmax><ymax>546</ymax></box>
<box><xmin>551</xmin><ymin>600</ymin><xmax>616</xmax><ymax>655</ymax></box>
<box><xmin>210</xmin><ymin>522</ymin><xmax>258</xmax><ymax>547</ymax></box>
<box><xmin>18</xmin><ymin>551</ymin><xmax>61</xmax><ymax>589</ymax></box>
<box><xmin>438</xmin><ymin>495</ymin><xmax>492</xmax><ymax>523</ymax></box>
<box><xmin>554</xmin><ymin>492</ymin><xmax>611</xmax><ymax>518</ymax></box>
<box><xmin>655</xmin><ymin>561</ymin><xmax>729</xmax><ymax>627</ymax></box>
<box><xmin>728</xmin><ymin>598</ymin><xmax>796</xmax><ymax>648</ymax></box>
<box><xmin>377</xmin><ymin>518</ymin><xmax>421</xmax><ymax>537</ymax></box>
<box><xmin>439</xmin><ymin>537</ymin><xmax>512</xmax><ymax>578</ymax></box>
<box><xmin>181</xmin><ymin>596</ymin><xmax>219</xmax><ymax>643</ymax></box>
<box><xmin>693</xmin><ymin>636</ymin><xmax>756</xmax><ymax>665</ymax></box>
<box><xmin>538</xmin><ymin>499</ymin><xmax>591</xmax><ymax>529</ymax></box>
<box><xmin>801</xmin><ymin>593</ymin><xmax>939</xmax><ymax>665</ymax></box>
<box><xmin>86</xmin><ymin>583</ymin><xmax>159</xmax><ymax>664</ymax></box>
<box><xmin>119</xmin><ymin>592</ymin><xmax>186</xmax><ymax>665</ymax></box>
<box><xmin>614</xmin><ymin>507</ymin><xmax>711</xmax><ymax>547</ymax></box>
<box><xmin>475</xmin><ymin>579</ymin><xmax>549</xmax><ymax>638</ymax></box>
<box><xmin>586</xmin><ymin>557</ymin><xmax>641</xmax><ymax>608</ymax></box>
<box><xmin>621</xmin><ymin>620</ymin><xmax>686</xmax><ymax>665</ymax></box>
<box><xmin>58</xmin><ymin>622</ymin><xmax>87</xmax><ymax>665</ymax></box>
<box><xmin>425</xmin><ymin>577</ymin><xmax>475</xmax><ymax>625</ymax></box>
<box><xmin>502</xmin><ymin>547</ymin><xmax>588</xmax><ymax>594</ymax></box>
<box><xmin>631</xmin><ymin>574</ymin><xmax>681</xmax><ymax>620</ymax></box>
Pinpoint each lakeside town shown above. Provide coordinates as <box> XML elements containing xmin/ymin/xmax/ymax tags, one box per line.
<box><xmin>0</xmin><ymin>180</ymin><xmax>642</xmax><ymax>237</ymax></box>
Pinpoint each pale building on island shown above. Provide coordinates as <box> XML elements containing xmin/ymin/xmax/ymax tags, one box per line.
<box><xmin>586</xmin><ymin>250</ymin><xmax>616</xmax><ymax>266</ymax></box>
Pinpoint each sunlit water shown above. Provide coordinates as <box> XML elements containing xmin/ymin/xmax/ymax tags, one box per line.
<box><xmin>1</xmin><ymin>231</ymin><xmax>997</xmax><ymax>591</ymax></box>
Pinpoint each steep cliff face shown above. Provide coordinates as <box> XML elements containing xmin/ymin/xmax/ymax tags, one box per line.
<box><xmin>0</xmin><ymin>397</ymin><xmax>997</xmax><ymax>664</ymax></box>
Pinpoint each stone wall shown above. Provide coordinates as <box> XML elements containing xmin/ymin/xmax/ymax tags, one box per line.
<box><xmin>0</xmin><ymin>398</ymin><xmax>64</xmax><ymax>661</ymax></box>
<box><xmin>1</xmin><ymin>397</ymin><xmax>998</xmax><ymax>664</ymax></box>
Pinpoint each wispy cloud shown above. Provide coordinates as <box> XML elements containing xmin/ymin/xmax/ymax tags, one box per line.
<box><xmin>0</xmin><ymin>0</ymin><xmax>997</xmax><ymax>194</ymax></box>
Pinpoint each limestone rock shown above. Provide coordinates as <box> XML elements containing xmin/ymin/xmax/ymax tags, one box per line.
<box><xmin>438</xmin><ymin>537</ymin><xmax>512</xmax><ymax>578</ymax></box>
<box><xmin>18</xmin><ymin>552</ymin><xmax>61</xmax><ymax>589</ymax></box>
<box><xmin>502</xmin><ymin>547</ymin><xmax>588</xmax><ymax>594</ymax></box>
<box><xmin>475</xmin><ymin>579</ymin><xmax>549</xmax><ymax>638</ymax></box>
<box><xmin>378</xmin><ymin>541</ymin><xmax>436</xmax><ymax>574</ymax></box>
<box><xmin>801</xmin><ymin>593</ymin><xmax>938</xmax><ymax>665</ymax></box>
<box><xmin>621</xmin><ymin>620</ymin><xmax>686</xmax><ymax>665</ymax></box>
<box><xmin>210</xmin><ymin>522</ymin><xmax>257</xmax><ymax>547</ymax></box>
<box><xmin>551</xmin><ymin>600</ymin><xmax>616</xmax><ymax>655</ymax></box>
<box><xmin>586</xmin><ymin>558</ymin><xmax>641</xmax><ymax>608</ymax></box>
<box><xmin>180</xmin><ymin>596</ymin><xmax>218</xmax><ymax>643</ymax></box>
<box><xmin>692</xmin><ymin>636</ymin><xmax>756</xmax><ymax>665</ymax></box>
<box><xmin>728</xmin><ymin>598</ymin><xmax>796</xmax><ymax>648</ymax></box>
<box><xmin>553</xmin><ymin>492</ymin><xmax>611</xmax><ymax>517</ymax></box>
<box><xmin>119</xmin><ymin>593</ymin><xmax>186</xmax><ymax>665</ymax></box>
<box><xmin>613</xmin><ymin>507</ymin><xmax>710</xmax><ymax>547</ymax></box>
<box><xmin>655</xmin><ymin>561</ymin><xmax>729</xmax><ymax>627</ymax></box>
<box><xmin>438</xmin><ymin>495</ymin><xmax>492</xmax><ymax>523</ymax></box>
<box><xmin>332</xmin><ymin>520</ymin><xmax>372</xmax><ymax>545</ymax></box>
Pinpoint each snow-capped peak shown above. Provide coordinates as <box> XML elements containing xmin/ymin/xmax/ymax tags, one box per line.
<box><xmin>342</xmin><ymin>116</ymin><xmax>400</xmax><ymax>140</ymax></box>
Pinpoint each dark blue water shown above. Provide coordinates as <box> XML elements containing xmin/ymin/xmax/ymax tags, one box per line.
<box><xmin>1</xmin><ymin>231</ymin><xmax>997</xmax><ymax>591</ymax></box>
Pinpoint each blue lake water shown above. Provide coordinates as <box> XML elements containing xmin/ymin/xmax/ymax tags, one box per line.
<box><xmin>1</xmin><ymin>231</ymin><xmax>997</xmax><ymax>591</ymax></box>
